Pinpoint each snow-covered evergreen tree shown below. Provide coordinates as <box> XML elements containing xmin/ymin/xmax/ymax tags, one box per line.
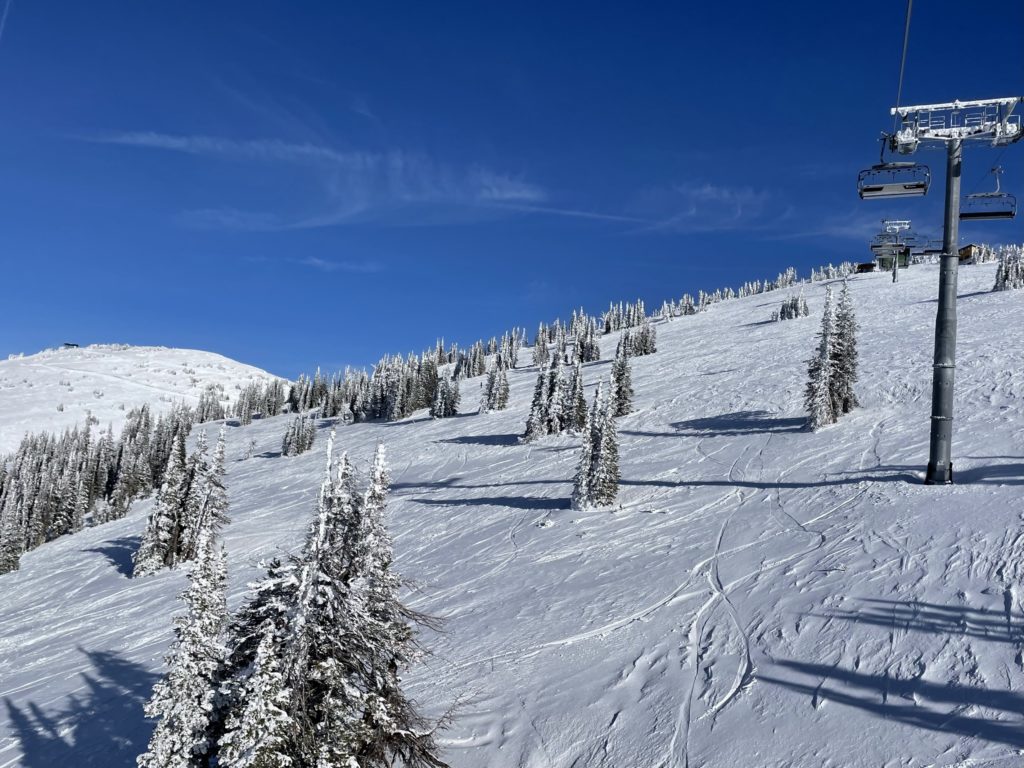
<box><xmin>776</xmin><ymin>292</ymin><xmax>811</xmax><ymax>321</ymax></box>
<box><xmin>349</xmin><ymin>445</ymin><xmax>445</xmax><ymax>768</ymax></box>
<box><xmin>430</xmin><ymin>377</ymin><xmax>461</xmax><ymax>418</ymax></box>
<box><xmin>213</xmin><ymin>436</ymin><xmax>445</xmax><ymax>767</ymax></box>
<box><xmin>215</xmin><ymin>557</ymin><xmax>296</xmax><ymax>768</ymax></box>
<box><xmin>570</xmin><ymin>398</ymin><xmax>595</xmax><ymax>511</ymax></box>
<box><xmin>0</xmin><ymin>493</ymin><xmax>24</xmax><ymax>574</ymax></box>
<box><xmin>281</xmin><ymin>414</ymin><xmax>316</xmax><ymax>456</ymax></box>
<box><xmin>993</xmin><ymin>246</ymin><xmax>1024</xmax><ymax>291</ymax></box>
<box><xmin>215</xmin><ymin>626</ymin><xmax>292</xmax><ymax>768</ymax></box>
<box><xmin>479</xmin><ymin>358</ymin><xmax>510</xmax><ymax>413</ymax></box>
<box><xmin>521</xmin><ymin>362</ymin><xmax>550</xmax><ymax>443</ymax></box>
<box><xmin>830</xmin><ymin>280</ymin><xmax>859</xmax><ymax>416</ymax></box>
<box><xmin>545</xmin><ymin>364</ymin><xmax>567</xmax><ymax>435</ymax></box>
<box><xmin>133</xmin><ymin>432</ymin><xmax>192</xmax><ymax>577</ymax></box>
<box><xmin>611</xmin><ymin>337</ymin><xmax>633</xmax><ymax>417</ymax></box>
<box><xmin>631</xmin><ymin>320</ymin><xmax>657</xmax><ymax>356</ymax></box>
<box><xmin>571</xmin><ymin>381</ymin><xmax>620</xmax><ymax>510</ymax></box>
<box><xmin>575</xmin><ymin>317</ymin><xmax>602</xmax><ymax>363</ymax></box>
<box><xmin>138</xmin><ymin>524</ymin><xmax>228</xmax><ymax>768</ymax></box>
<box><xmin>805</xmin><ymin>286</ymin><xmax>837</xmax><ymax>431</ymax></box>
<box><xmin>532</xmin><ymin>325</ymin><xmax>550</xmax><ymax>368</ymax></box>
<box><xmin>591</xmin><ymin>381</ymin><xmax>620</xmax><ymax>506</ymax></box>
<box><xmin>565</xmin><ymin>361</ymin><xmax>588</xmax><ymax>433</ymax></box>
<box><xmin>134</xmin><ymin>428</ymin><xmax>230</xmax><ymax>577</ymax></box>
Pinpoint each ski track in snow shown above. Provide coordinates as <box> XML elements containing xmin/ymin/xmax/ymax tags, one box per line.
<box><xmin>3</xmin><ymin>262</ymin><xmax>1024</xmax><ymax>767</ymax></box>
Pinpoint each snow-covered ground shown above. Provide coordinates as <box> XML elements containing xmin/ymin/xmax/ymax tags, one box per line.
<box><xmin>0</xmin><ymin>345</ymin><xmax>281</xmax><ymax>454</ymax></box>
<box><xmin>2</xmin><ymin>261</ymin><xmax>1024</xmax><ymax>767</ymax></box>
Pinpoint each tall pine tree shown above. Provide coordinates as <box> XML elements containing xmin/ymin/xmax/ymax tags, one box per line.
<box><xmin>611</xmin><ymin>337</ymin><xmax>634</xmax><ymax>417</ymax></box>
<box><xmin>805</xmin><ymin>286</ymin><xmax>837</xmax><ymax>430</ymax></box>
<box><xmin>138</xmin><ymin>524</ymin><xmax>228</xmax><ymax>768</ymax></box>
<box><xmin>830</xmin><ymin>279</ymin><xmax>860</xmax><ymax>416</ymax></box>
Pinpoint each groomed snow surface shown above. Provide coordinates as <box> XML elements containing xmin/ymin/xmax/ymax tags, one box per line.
<box><xmin>0</xmin><ymin>345</ymin><xmax>280</xmax><ymax>455</ymax></box>
<box><xmin>2</xmin><ymin>262</ymin><xmax>1024</xmax><ymax>767</ymax></box>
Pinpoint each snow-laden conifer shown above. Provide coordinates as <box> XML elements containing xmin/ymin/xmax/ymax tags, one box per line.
<box><xmin>830</xmin><ymin>279</ymin><xmax>859</xmax><ymax>416</ymax></box>
<box><xmin>591</xmin><ymin>380</ymin><xmax>621</xmax><ymax>506</ymax></box>
<box><xmin>479</xmin><ymin>358</ymin><xmax>510</xmax><ymax>413</ymax></box>
<box><xmin>571</xmin><ymin>381</ymin><xmax>620</xmax><ymax>509</ymax></box>
<box><xmin>993</xmin><ymin>246</ymin><xmax>1024</xmax><ymax>291</ymax></box>
<box><xmin>281</xmin><ymin>415</ymin><xmax>316</xmax><ymax>456</ymax></box>
<box><xmin>805</xmin><ymin>286</ymin><xmax>837</xmax><ymax>430</ymax></box>
<box><xmin>350</xmin><ymin>445</ymin><xmax>446</xmax><ymax>768</ymax></box>
<box><xmin>776</xmin><ymin>292</ymin><xmax>810</xmax><ymax>321</ymax></box>
<box><xmin>570</xmin><ymin>396</ymin><xmax>596</xmax><ymax>511</ymax></box>
<box><xmin>0</xmin><ymin>494</ymin><xmax>23</xmax><ymax>574</ymax></box>
<box><xmin>566</xmin><ymin>361</ymin><xmax>588</xmax><ymax>433</ymax></box>
<box><xmin>521</xmin><ymin>362</ymin><xmax>550</xmax><ymax>443</ymax></box>
<box><xmin>430</xmin><ymin>377</ymin><xmax>461</xmax><ymax>418</ymax></box>
<box><xmin>133</xmin><ymin>432</ymin><xmax>191</xmax><ymax>577</ymax></box>
<box><xmin>545</xmin><ymin>363</ymin><xmax>567</xmax><ymax>435</ymax></box>
<box><xmin>138</xmin><ymin>524</ymin><xmax>228</xmax><ymax>768</ymax></box>
<box><xmin>215</xmin><ymin>626</ymin><xmax>293</xmax><ymax>768</ymax></box>
<box><xmin>215</xmin><ymin>557</ymin><xmax>296</xmax><ymax>768</ymax></box>
<box><xmin>611</xmin><ymin>336</ymin><xmax>633</xmax><ymax>417</ymax></box>
<box><xmin>532</xmin><ymin>328</ymin><xmax>549</xmax><ymax>368</ymax></box>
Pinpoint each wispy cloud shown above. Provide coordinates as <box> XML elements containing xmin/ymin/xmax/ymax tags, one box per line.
<box><xmin>92</xmin><ymin>131</ymin><xmax>547</xmax><ymax>230</ymax></box>
<box><xmin>769</xmin><ymin>209</ymin><xmax>890</xmax><ymax>242</ymax></box>
<box><xmin>91</xmin><ymin>132</ymin><xmax>377</xmax><ymax>168</ymax></box>
<box><xmin>297</xmin><ymin>256</ymin><xmax>382</xmax><ymax>273</ymax></box>
<box><xmin>349</xmin><ymin>95</ymin><xmax>378</xmax><ymax>123</ymax></box>
<box><xmin>631</xmin><ymin>181</ymin><xmax>778</xmax><ymax>233</ymax></box>
<box><xmin>490</xmin><ymin>202</ymin><xmax>650</xmax><ymax>224</ymax></box>
<box><xmin>0</xmin><ymin>0</ymin><xmax>13</xmax><ymax>47</ymax></box>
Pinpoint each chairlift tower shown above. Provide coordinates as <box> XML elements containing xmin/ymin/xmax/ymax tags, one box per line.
<box><xmin>885</xmin><ymin>97</ymin><xmax>1023</xmax><ymax>484</ymax></box>
<box><xmin>871</xmin><ymin>220</ymin><xmax>921</xmax><ymax>278</ymax></box>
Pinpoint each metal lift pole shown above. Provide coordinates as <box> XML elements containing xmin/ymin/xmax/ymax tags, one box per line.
<box><xmin>925</xmin><ymin>138</ymin><xmax>962</xmax><ymax>484</ymax></box>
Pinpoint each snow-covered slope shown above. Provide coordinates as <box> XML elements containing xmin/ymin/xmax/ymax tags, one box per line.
<box><xmin>2</xmin><ymin>262</ymin><xmax>1024</xmax><ymax>767</ymax></box>
<box><xmin>0</xmin><ymin>345</ymin><xmax>281</xmax><ymax>454</ymax></box>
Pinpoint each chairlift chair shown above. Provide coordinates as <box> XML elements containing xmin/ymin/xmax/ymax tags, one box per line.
<box><xmin>959</xmin><ymin>167</ymin><xmax>1017</xmax><ymax>221</ymax></box>
<box><xmin>858</xmin><ymin>162</ymin><xmax>931</xmax><ymax>199</ymax></box>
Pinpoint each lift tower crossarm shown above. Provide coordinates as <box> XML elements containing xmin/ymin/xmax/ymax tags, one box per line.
<box><xmin>891</xmin><ymin>97</ymin><xmax>1024</xmax><ymax>152</ymax></box>
<box><xmin>890</xmin><ymin>97</ymin><xmax>1022</xmax><ymax>116</ymax></box>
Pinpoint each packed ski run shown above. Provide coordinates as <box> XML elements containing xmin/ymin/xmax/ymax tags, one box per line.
<box><xmin>1</xmin><ymin>257</ymin><xmax>1024</xmax><ymax>767</ymax></box>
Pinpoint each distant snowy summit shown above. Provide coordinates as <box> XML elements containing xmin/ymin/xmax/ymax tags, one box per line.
<box><xmin>0</xmin><ymin>344</ymin><xmax>284</xmax><ymax>454</ymax></box>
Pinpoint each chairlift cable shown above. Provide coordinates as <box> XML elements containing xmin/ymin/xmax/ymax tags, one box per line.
<box><xmin>891</xmin><ymin>0</ymin><xmax>914</xmax><ymax>135</ymax></box>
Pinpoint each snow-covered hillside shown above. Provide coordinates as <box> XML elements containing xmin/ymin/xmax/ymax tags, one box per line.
<box><xmin>2</xmin><ymin>261</ymin><xmax>1024</xmax><ymax>767</ymax></box>
<box><xmin>0</xmin><ymin>345</ymin><xmax>282</xmax><ymax>454</ymax></box>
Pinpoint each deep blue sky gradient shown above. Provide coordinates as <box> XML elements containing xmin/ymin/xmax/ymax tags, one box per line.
<box><xmin>1</xmin><ymin>1</ymin><xmax>1021</xmax><ymax>376</ymax></box>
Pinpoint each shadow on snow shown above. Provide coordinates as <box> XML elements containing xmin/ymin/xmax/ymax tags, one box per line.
<box><xmin>622</xmin><ymin>410</ymin><xmax>806</xmax><ymax>438</ymax></box>
<box><xmin>436</xmin><ymin>434</ymin><xmax>521</xmax><ymax>447</ymax></box>
<box><xmin>83</xmin><ymin>536</ymin><xmax>140</xmax><ymax>578</ymax></box>
<box><xmin>815</xmin><ymin>598</ymin><xmax>1021</xmax><ymax>645</ymax></box>
<box><xmin>410</xmin><ymin>495</ymin><xmax>570</xmax><ymax>511</ymax></box>
<box><xmin>4</xmin><ymin>647</ymin><xmax>159</xmax><ymax>767</ymax></box>
<box><xmin>760</xmin><ymin>654</ymin><xmax>1024</xmax><ymax>748</ymax></box>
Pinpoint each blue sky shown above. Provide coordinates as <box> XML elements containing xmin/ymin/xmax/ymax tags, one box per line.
<box><xmin>1</xmin><ymin>1</ymin><xmax>1021</xmax><ymax>377</ymax></box>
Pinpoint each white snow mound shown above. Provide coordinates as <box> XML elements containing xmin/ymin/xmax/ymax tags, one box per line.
<box><xmin>0</xmin><ymin>344</ymin><xmax>281</xmax><ymax>454</ymax></box>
